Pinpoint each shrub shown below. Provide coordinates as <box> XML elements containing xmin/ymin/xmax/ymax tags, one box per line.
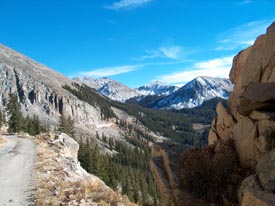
<box><xmin>179</xmin><ymin>139</ymin><xmax>250</xmax><ymax>205</ymax></box>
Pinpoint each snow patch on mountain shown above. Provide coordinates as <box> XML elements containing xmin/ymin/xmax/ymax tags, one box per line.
<box><xmin>136</xmin><ymin>81</ymin><xmax>179</xmax><ymax>96</ymax></box>
<box><xmin>155</xmin><ymin>76</ymin><xmax>233</xmax><ymax>109</ymax></box>
<box><xmin>73</xmin><ymin>77</ymin><xmax>140</xmax><ymax>102</ymax></box>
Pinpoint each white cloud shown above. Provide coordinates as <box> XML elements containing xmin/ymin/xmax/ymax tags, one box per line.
<box><xmin>136</xmin><ymin>49</ymin><xmax>161</xmax><ymax>60</ymax></box>
<box><xmin>158</xmin><ymin>56</ymin><xmax>233</xmax><ymax>85</ymax></box>
<box><xmin>79</xmin><ymin>65</ymin><xmax>139</xmax><ymax>78</ymax></box>
<box><xmin>136</xmin><ymin>45</ymin><xmax>193</xmax><ymax>61</ymax></box>
<box><xmin>238</xmin><ymin>0</ymin><xmax>252</xmax><ymax>5</ymax></box>
<box><xmin>106</xmin><ymin>0</ymin><xmax>153</xmax><ymax>10</ymax></box>
<box><xmin>159</xmin><ymin>46</ymin><xmax>182</xmax><ymax>59</ymax></box>
<box><xmin>215</xmin><ymin>19</ymin><xmax>273</xmax><ymax>51</ymax></box>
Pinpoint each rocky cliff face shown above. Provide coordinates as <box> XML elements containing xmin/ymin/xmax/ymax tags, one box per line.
<box><xmin>209</xmin><ymin>21</ymin><xmax>275</xmax><ymax>206</ymax></box>
<box><xmin>0</xmin><ymin>44</ymin><xmax>162</xmax><ymax>141</ymax></box>
<box><xmin>0</xmin><ymin>44</ymin><xmax>105</xmax><ymax>130</ymax></box>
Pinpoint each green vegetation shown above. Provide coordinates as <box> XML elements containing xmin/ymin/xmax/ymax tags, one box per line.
<box><xmin>58</xmin><ymin>113</ymin><xmax>75</xmax><ymax>137</ymax></box>
<box><xmin>78</xmin><ymin>136</ymin><xmax>160</xmax><ymax>205</ymax></box>
<box><xmin>6</xmin><ymin>93</ymin><xmax>24</xmax><ymax>133</ymax></box>
<box><xmin>0</xmin><ymin>109</ymin><xmax>3</xmax><ymax>128</ymax></box>
<box><xmin>23</xmin><ymin>114</ymin><xmax>46</xmax><ymax>135</ymax></box>
<box><xmin>112</xmin><ymin>101</ymin><xmax>199</xmax><ymax>145</ymax></box>
<box><xmin>64</xmin><ymin>83</ymin><xmax>201</xmax><ymax>145</ymax></box>
<box><xmin>179</xmin><ymin>140</ymin><xmax>251</xmax><ymax>205</ymax></box>
<box><xmin>63</xmin><ymin>83</ymin><xmax>116</xmax><ymax>120</ymax></box>
<box><xmin>172</xmin><ymin>98</ymin><xmax>227</xmax><ymax>124</ymax></box>
<box><xmin>6</xmin><ymin>93</ymin><xmax>46</xmax><ymax>135</ymax></box>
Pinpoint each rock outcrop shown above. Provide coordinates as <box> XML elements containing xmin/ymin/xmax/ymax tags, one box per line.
<box><xmin>209</xmin><ymin>21</ymin><xmax>275</xmax><ymax>205</ymax></box>
<box><xmin>35</xmin><ymin>133</ymin><xmax>136</xmax><ymax>206</ymax></box>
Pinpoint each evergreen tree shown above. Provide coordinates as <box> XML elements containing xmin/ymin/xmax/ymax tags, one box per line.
<box><xmin>7</xmin><ymin>93</ymin><xmax>23</xmax><ymax>133</ymax></box>
<box><xmin>0</xmin><ymin>110</ymin><xmax>3</xmax><ymax>128</ymax></box>
<box><xmin>58</xmin><ymin>113</ymin><xmax>74</xmax><ymax>137</ymax></box>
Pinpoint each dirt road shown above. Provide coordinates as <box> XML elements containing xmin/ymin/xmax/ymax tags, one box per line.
<box><xmin>0</xmin><ymin>135</ymin><xmax>36</xmax><ymax>206</ymax></box>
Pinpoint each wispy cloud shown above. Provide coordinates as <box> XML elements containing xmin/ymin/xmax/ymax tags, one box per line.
<box><xmin>159</xmin><ymin>46</ymin><xmax>182</xmax><ymax>59</ymax></box>
<box><xmin>215</xmin><ymin>19</ymin><xmax>273</xmax><ymax>51</ymax></box>
<box><xmin>238</xmin><ymin>0</ymin><xmax>252</xmax><ymax>5</ymax></box>
<box><xmin>136</xmin><ymin>45</ymin><xmax>194</xmax><ymax>61</ymax></box>
<box><xmin>105</xmin><ymin>0</ymin><xmax>153</xmax><ymax>10</ymax></box>
<box><xmin>158</xmin><ymin>56</ymin><xmax>233</xmax><ymax>85</ymax></box>
<box><xmin>79</xmin><ymin>65</ymin><xmax>140</xmax><ymax>78</ymax></box>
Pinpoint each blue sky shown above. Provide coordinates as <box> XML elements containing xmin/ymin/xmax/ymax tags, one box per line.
<box><xmin>1</xmin><ymin>0</ymin><xmax>275</xmax><ymax>88</ymax></box>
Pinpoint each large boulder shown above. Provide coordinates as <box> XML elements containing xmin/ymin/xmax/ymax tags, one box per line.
<box><xmin>241</xmin><ymin>189</ymin><xmax>275</xmax><ymax>206</ymax></box>
<box><xmin>51</xmin><ymin>133</ymin><xmax>79</xmax><ymax>161</ymax></box>
<box><xmin>232</xmin><ymin>116</ymin><xmax>258</xmax><ymax>167</ymax></box>
<box><xmin>239</xmin><ymin>174</ymin><xmax>275</xmax><ymax>206</ymax></box>
<box><xmin>256</xmin><ymin>149</ymin><xmax>275</xmax><ymax>191</ymax></box>
<box><xmin>208</xmin><ymin>102</ymin><xmax>234</xmax><ymax>145</ymax></box>
<box><xmin>238</xmin><ymin>83</ymin><xmax>275</xmax><ymax>116</ymax></box>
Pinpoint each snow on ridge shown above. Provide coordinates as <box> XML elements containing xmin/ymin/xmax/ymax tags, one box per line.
<box><xmin>155</xmin><ymin>76</ymin><xmax>233</xmax><ymax>109</ymax></box>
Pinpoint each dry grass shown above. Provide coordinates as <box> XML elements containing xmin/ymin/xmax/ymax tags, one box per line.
<box><xmin>34</xmin><ymin>134</ymin><xmax>137</xmax><ymax>206</ymax></box>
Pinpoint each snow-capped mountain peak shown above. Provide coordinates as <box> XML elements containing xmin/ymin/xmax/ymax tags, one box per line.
<box><xmin>136</xmin><ymin>81</ymin><xmax>179</xmax><ymax>96</ymax></box>
<box><xmin>154</xmin><ymin>76</ymin><xmax>233</xmax><ymax>109</ymax></box>
<box><xmin>73</xmin><ymin>77</ymin><xmax>140</xmax><ymax>102</ymax></box>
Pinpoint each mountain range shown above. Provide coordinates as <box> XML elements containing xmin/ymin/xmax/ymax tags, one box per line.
<box><xmin>74</xmin><ymin>76</ymin><xmax>233</xmax><ymax>109</ymax></box>
<box><xmin>0</xmin><ymin>42</ymin><xmax>233</xmax><ymax>206</ymax></box>
<box><xmin>73</xmin><ymin>77</ymin><xmax>140</xmax><ymax>102</ymax></box>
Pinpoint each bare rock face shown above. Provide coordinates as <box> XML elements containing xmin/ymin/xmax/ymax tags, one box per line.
<box><xmin>0</xmin><ymin>44</ymin><xmax>130</xmax><ymax>139</ymax></box>
<box><xmin>209</xmin><ymin>21</ymin><xmax>275</xmax><ymax>167</ymax></box>
<box><xmin>51</xmin><ymin>133</ymin><xmax>79</xmax><ymax>161</ymax></box>
<box><xmin>240</xmin><ymin>189</ymin><xmax>275</xmax><ymax>206</ymax></box>
<box><xmin>208</xmin><ymin>102</ymin><xmax>234</xmax><ymax>145</ymax></box>
<box><xmin>0</xmin><ymin>44</ymin><xmax>100</xmax><ymax>126</ymax></box>
<box><xmin>208</xmin><ymin>21</ymin><xmax>275</xmax><ymax>206</ymax></box>
<box><xmin>238</xmin><ymin>83</ymin><xmax>275</xmax><ymax>116</ymax></box>
<box><xmin>256</xmin><ymin>149</ymin><xmax>275</xmax><ymax>192</ymax></box>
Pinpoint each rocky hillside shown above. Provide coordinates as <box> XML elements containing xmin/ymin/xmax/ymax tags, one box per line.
<box><xmin>0</xmin><ymin>43</ymin><xmax>204</xmax><ymax>205</ymax></box>
<box><xmin>0</xmin><ymin>44</ymin><xmax>167</xmax><ymax>143</ymax></box>
<box><xmin>208</xmin><ymin>21</ymin><xmax>275</xmax><ymax>206</ymax></box>
<box><xmin>35</xmin><ymin>132</ymin><xmax>136</xmax><ymax>206</ymax></box>
<box><xmin>0</xmin><ymin>44</ymin><xmax>114</xmax><ymax>136</ymax></box>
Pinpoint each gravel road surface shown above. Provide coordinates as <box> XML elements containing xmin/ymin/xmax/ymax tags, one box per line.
<box><xmin>0</xmin><ymin>135</ymin><xmax>36</xmax><ymax>206</ymax></box>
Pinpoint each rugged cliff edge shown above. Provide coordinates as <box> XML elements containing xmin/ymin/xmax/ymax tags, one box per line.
<box><xmin>35</xmin><ymin>133</ymin><xmax>136</xmax><ymax>206</ymax></box>
<box><xmin>208</xmin><ymin>21</ymin><xmax>275</xmax><ymax>205</ymax></box>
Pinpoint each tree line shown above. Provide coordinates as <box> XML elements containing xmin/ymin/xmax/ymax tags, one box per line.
<box><xmin>1</xmin><ymin>93</ymin><xmax>46</xmax><ymax>135</ymax></box>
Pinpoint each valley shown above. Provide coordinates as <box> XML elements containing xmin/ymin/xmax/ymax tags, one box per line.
<box><xmin>1</xmin><ymin>5</ymin><xmax>275</xmax><ymax>206</ymax></box>
<box><xmin>0</xmin><ymin>42</ymin><xmax>224</xmax><ymax>205</ymax></box>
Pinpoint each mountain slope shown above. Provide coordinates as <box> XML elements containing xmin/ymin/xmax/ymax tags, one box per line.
<box><xmin>73</xmin><ymin>77</ymin><xmax>140</xmax><ymax>102</ymax></box>
<box><xmin>0</xmin><ymin>44</ymin><xmax>165</xmax><ymax>204</ymax></box>
<box><xmin>136</xmin><ymin>81</ymin><xmax>178</xmax><ymax>96</ymax></box>
<box><xmin>153</xmin><ymin>76</ymin><xmax>233</xmax><ymax>109</ymax></box>
<box><xmin>0</xmin><ymin>44</ymin><xmax>120</xmax><ymax>137</ymax></box>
